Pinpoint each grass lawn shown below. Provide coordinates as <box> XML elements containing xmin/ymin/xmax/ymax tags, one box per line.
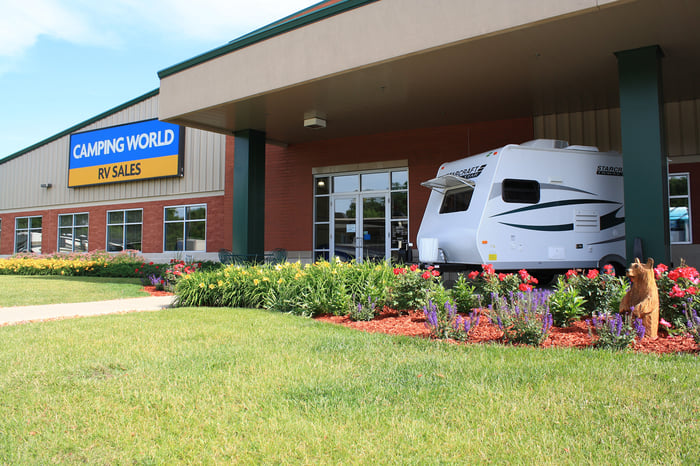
<box><xmin>0</xmin><ymin>275</ymin><xmax>149</xmax><ymax>307</ymax></box>
<box><xmin>0</xmin><ymin>307</ymin><xmax>697</xmax><ymax>464</ymax></box>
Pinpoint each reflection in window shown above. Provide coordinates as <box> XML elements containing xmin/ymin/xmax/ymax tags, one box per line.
<box><xmin>164</xmin><ymin>204</ymin><xmax>207</xmax><ymax>251</ymax></box>
<box><xmin>669</xmin><ymin>173</ymin><xmax>691</xmax><ymax>244</ymax></box>
<box><xmin>58</xmin><ymin>213</ymin><xmax>89</xmax><ymax>253</ymax></box>
<box><xmin>15</xmin><ymin>216</ymin><xmax>42</xmax><ymax>253</ymax></box>
<box><xmin>107</xmin><ymin>209</ymin><xmax>143</xmax><ymax>251</ymax></box>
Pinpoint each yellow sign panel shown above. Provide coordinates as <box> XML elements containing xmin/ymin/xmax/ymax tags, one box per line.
<box><xmin>488</xmin><ymin>253</ymin><xmax>498</xmax><ymax>261</ymax></box>
<box><xmin>68</xmin><ymin>154</ymin><xmax>180</xmax><ymax>187</ymax></box>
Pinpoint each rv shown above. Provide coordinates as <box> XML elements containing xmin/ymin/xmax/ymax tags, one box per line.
<box><xmin>417</xmin><ymin>139</ymin><xmax>626</xmax><ymax>276</ymax></box>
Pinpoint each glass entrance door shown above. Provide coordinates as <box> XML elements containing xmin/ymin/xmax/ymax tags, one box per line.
<box><xmin>332</xmin><ymin>194</ymin><xmax>389</xmax><ymax>262</ymax></box>
<box><xmin>333</xmin><ymin>196</ymin><xmax>358</xmax><ymax>261</ymax></box>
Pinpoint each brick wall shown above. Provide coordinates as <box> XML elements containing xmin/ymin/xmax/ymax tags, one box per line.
<box><xmin>0</xmin><ymin>195</ymin><xmax>225</xmax><ymax>255</ymax></box>
<box><xmin>261</xmin><ymin>117</ymin><xmax>534</xmax><ymax>251</ymax></box>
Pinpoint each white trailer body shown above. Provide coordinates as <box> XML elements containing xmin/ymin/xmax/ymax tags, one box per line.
<box><xmin>417</xmin><ymin>139</ymin><xmax>626</xmax><ymax>271</ymax></box>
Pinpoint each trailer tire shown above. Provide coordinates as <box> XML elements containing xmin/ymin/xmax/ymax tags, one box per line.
<box><xmin>599</xmin><ymin>256</ymin><xmax>626</xmax><ymax>277</ymax></box>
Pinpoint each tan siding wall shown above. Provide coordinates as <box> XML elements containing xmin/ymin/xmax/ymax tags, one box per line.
<box><xmin>0</xmin><ymin>95</ymin><xmax>225</xmax><ymax>212</ymax></box>
<box><xmin>534</xmin><ymin>98</ymin><xmax>700</xmax><ymax>156</ymax></box>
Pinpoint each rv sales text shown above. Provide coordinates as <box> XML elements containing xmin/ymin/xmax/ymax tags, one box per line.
<box><xmin>72</xmin><ymin>130</ymin><xmax>175</xmax><ymax>159</ymax></box>
<box><xmin>446</xmin><ymin>164</ymin><xmax>487</xmax><ymax>179</ymax></box>
<box><xmin>97</xmin><ymin>163</ymin><xmax>141</xmax><ymax>180</ymax></box>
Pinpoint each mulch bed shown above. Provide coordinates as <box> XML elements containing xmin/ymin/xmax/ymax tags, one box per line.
<box><xmin>315</xmin><ymin>308</ymin><xmax>699</xmax><ymax>355</ymax></box>
<box><xmin>142</xmin><ymin>286</ymin><xmax>174</xmax><ymax>297</ymax></box>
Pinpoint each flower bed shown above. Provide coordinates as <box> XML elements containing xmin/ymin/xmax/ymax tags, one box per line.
<box><xmin>316</xmin><ymin>308</ymin><xmax>699</xmax><ymax>355</ymax></box>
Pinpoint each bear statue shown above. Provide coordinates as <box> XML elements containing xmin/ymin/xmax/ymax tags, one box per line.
<box><xmin>619</xmin><ymin>258</ymin><xmax>660</xmax><ymax>339</ymax></box>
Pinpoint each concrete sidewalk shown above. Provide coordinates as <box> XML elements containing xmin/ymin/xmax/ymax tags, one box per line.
<box><xmin>0</xmin><ymin>295</ymin><xmax>175</xmax><ymax>326</ymax></box>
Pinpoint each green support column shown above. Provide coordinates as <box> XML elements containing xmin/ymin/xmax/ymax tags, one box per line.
<box><xmin>232</xmin><ymin>129</ymin><xmax>266</xmax><ymax>256</ymax></box>
<box><xmin>615</xmin><ymin>45</ymin><xmax>670</xmax><ymax>265</ymax></box>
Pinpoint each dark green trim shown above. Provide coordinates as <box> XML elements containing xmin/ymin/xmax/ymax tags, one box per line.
<box><xmin>0</xmin><ymin>89</ymin><xmax>160</xmax><ymax>165</ymax></box>
<box><xmin>232</xmin><ymin>129</ymin><xmax>266</xmax><ymax>255</ymax></box>
<box><xmin>498</xmin><ymin>222</ymin><xmax>574</xmax><ymax>232</ymax></box>
<box><xmin>616</xmin><ymin>45</ymin><xmax>670</xmax><ymax>264</ymax></box>
<box><xmin>490</xmin><ymin>199</ymin><xmax>620</xmax><ymax>218</ymax></box>
<box><xmin>157</xmin><ymin>0</ymin><xmax>379</xmax><ymax>79</ymax></box>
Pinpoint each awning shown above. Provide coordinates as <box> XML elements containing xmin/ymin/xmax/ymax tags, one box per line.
<box><xmin>420</xmin><ymin>174</ymin><xmax>475</xmax><ymax>193</ymax></box>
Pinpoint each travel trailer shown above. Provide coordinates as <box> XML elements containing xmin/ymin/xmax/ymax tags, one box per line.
<box><xmin>417</xmin><ymin>139</ymin><xmax>626</xmax><ymax>275</ymax></box>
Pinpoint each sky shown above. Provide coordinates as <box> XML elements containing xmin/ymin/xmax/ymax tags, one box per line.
<box><xmin>0</xmin><ymin>0</ymin><xmax>318</xmax><ymax>159</ymax></box>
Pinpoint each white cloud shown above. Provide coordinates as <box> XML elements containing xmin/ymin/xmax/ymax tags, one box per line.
<box><xmin>0</xmin><ymin>0</ymin><xmax>317</xmax><ymax>58</ymax></box>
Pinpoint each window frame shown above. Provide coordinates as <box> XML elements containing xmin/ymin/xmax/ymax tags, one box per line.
<box><xmin>106</xmin><ymin>208</ymin><xmax>144</xmax><ymax>252</ymax></box>
<box><xmin>669</xmin><ymin>172</ymin><xmax>692</xmax><ymax>244</ymax></box>
<box><xmin>57</xmin><ymin>212</ymin><xmax>90</xmax><ymax>253</ymax></box>
<box><xmin>163</xmin><ymin>204</ymin><xmax>207</xmax><ymax>252</ymax></box>
<box><xmin>14</xmin><ymin>215</ymin><xmax>43</xmax><ymax>253</ymax></box>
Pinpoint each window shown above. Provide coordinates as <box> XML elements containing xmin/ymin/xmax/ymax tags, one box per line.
<box><xmin>58</xmin><ymin>213</ymin><xmax>89</xmax><ymax>252</ymax></box>
<box><xmin>669</xmin><ymin>173</ymin><xmax>692</xmax><ymax>244</ymax></box>
<box><xmin>15</xmin><ymin>216</ymin><xmax>42</xmax><ymax>253</ymax></box>
<box><xmin>440</xmin><ymin>186</ymin><xmax>474</xmax><ymax>214</ymax></box>
<box><xmin>502</xmin><ymin>179</ymin><xmax>540</xmax><ymax>204</ymax></box>
<box><xmin>164</xmin><ymin>204</ymin><xmax>206</xmax><ymax>251</ymax></box>
<box><xmin>107</xmin><ymin>209</ymin><xmax>143</xmax><ymax>251</ymax></box>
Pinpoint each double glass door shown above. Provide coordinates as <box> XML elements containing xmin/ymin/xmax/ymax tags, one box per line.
<box><xmin>333</xmin><ymin>193</ymin><xmax>389</xmax><ymax>262</ymax></box>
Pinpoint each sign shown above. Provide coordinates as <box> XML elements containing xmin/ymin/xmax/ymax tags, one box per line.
<box><xmin>68</xmin><ymin>119</ymin><xmax>184</xmax><ymax>187</ymax></box>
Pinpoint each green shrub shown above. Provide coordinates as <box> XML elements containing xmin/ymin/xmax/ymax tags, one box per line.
<box><xmin>450</xmin><ymin>274</ymin><xmax>481</xmax><ymax>313</ymax></box>
<box><xmin>423</xmin><ymin>298</ymin><xmax>480</xmax><ymax>341</ymax></box>
<box><xmin>563</xmin><ymin>267</ymin><xmax>628</xmax><ymax>315</ymax></box>
<box><xmin>655</xmin><ymin>262</ymin><xmax>700</xmax><ymax>329</ymax></box>
<box><xmin>548</xmin><ymin>276</ymin><xmax>587</xmax><ymax>327</ymax></box>
<box><xmin>387</xmin><ymin>264</ymin><xmax>441</xmax><ymax>312</ymax></box>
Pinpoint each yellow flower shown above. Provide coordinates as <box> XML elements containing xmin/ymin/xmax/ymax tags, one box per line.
<box><xmin>254</xmin><ymin>279</ymin><xmax>260</xmax><ymax>286</ymax></box>
<box><xmin>199</xmin><ymin>283</ymin><xmax>205</xmax><ymax>288</ymax></box>
<box><xmin>209</xmin><ymin>284</ymin><xmax>216</xmax><ymax>289</ymax></box>
<box><xmin>262</xmin><ymin>276</ymin><xmax>269</xmax><ymax>282</ymax></box>
<box><xmin>277</xmin><ymin>278</ymin><xmax>284</xmax><ymax>284</ymax></box>
<box><xmin>218</xmin><ymin>280</ymin><xmax>224</xmax><ymax>286</ymax></box>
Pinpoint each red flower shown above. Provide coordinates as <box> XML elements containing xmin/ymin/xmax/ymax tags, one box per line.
<box><xmin>518</xmin><ymin>269</ymin><xmax>530</xmax><ymax>281</ymax></box>
<box><xmin>519</xmin><ymin>283</ymin><xmax>532</xmax><ymax>292</ymax></box>
<box><xmin>393</xmin><ymin>267</ymin><xmax>406</xmax><ymax>275</ymax></box>
<box><xmin>134</xmin><ymin>268</ymin><xmax>139</xmax><ymax>273</ymax></box>
<box><xmin>586</xmin><ymin>269</ymin><xmax>599</xmax><ymax>279</ymax></box>
<box><xmin>603</xmin><ymin>264</ymin><xmax>615</xmax><ymax>275</ymax></box>
<box><xmin>149</xmin><ymin>262</ymin><xmax>154</xmax><ymax>265</ymax></box>
<box><xmin>530</xmin><ymin>276</ymin><xmax>539</xmax><ymax>285</ymax></box>
<box><xmin>155</xmin><ymin>265</ymin><xmax>159</xmax><ymax>269</ymax></box>
<box><xmin>431</xmin><ymin>269</ymin><xmax>440</xmax><ymax>277</ymax></box>
<box><xmin>686</xmin><ymin>286</ymin><xmax>697</xmax><ymax>295</ymax></box>
<box><xmin>565</xmin><ymin>269</ymin><xmax>577</xmax><ymax>280</ymax></box>
<box><xmin>409</xmin><ymin>264</ymin><xmax>419</xmax><ymax>272</ymax></box>
<box><xmin>668</xmin><ymin>270</ymin><xmax>681</xmax><ymax>282</ymax></box>
<box><xmin>421</xmin><ymin>271</ymin><xmax>431</xmax><ymax>280</ymax></box>
<box><xmin>498</xmin><ymin>273</ymin><xmax>506</xmax><ymax>281</ymax></box>
<box><xmin>482</xmin><ymin>264</ymin><xmax>495</xmax><ymax>275</ymax></box>
<box><xmin>669</xmin><ymin>284</ymin><xmax>685</xmax><ymax>298</ymax></box>
<box><xmin>468</xmin><ymin>270</ymin><xmax>479</xmax><ymax>280</ymax></box>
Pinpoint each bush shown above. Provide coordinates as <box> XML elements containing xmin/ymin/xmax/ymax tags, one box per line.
<box><xmin>654</xmin><ymin>262</ymin><xmax>700</xmax><ymax>329</ymax></box>
<box><xmin>464</xmin><ymin>265</ymin><xmax>539</xmax><ymax>306</ymax></box>
<box><xmin>587</xmin><ymin>312</ymin><xmax>645</xmax><ymax>350</ymax></box>
<box><xmin>548</xmin><ymin>276</ymin><xmax>587</xmax><ymax>327</ymax></box>
<box><xmin>349</xmin><ymin>296</ymin><xmax>380</xmax><ymax>321</ymax></box>
<box><xmin>562</xmin><ymin>266</ymin><xmax>627</xmax><ymax>315</ymax></box>
<box><xmin>450</xmin><ymin>274</ymin><xmax>481</xmax><ymax>313</ymax></box>
<box><xmin>489</xmin><ymin>289</ymin><xmax>553</xmax><ymax>346</ymax></box>
<box><xmin>387</xmin><ymin>264</ymin><xmax>441</xmax><ymax>312</ymax></box>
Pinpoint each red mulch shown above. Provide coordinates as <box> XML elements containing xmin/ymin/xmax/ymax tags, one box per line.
<box><xmin>142</xmin><ymin>286</ymin><xmax>174</xmax><ymax>297</ymax></box>
<box><xmin>315</xmin><ymin>308</ymin><xmax>699</xmax><ymax>355</ymax></box>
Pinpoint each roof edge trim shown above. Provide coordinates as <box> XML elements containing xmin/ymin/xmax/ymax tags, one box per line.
<box><xmin>1</xmin><ymin>89</ymin><xmax>160</xmax><ymax>165</ymax></box>
<box><xmin>157</xmin><ymin>0</ymin><xmax>379</xmax><ymax>79</ymax></box>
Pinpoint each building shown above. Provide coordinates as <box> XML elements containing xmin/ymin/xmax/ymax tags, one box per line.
<box><xmin>2</xmin><ymin>0</ymin><xmax>700</xmax><ymax>267</ymax></box>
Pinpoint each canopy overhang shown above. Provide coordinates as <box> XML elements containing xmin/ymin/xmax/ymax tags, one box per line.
<box><xmin>158</xmin><ymin>0</ymin><xmax>700</xmax><ymax>145</ymax></box>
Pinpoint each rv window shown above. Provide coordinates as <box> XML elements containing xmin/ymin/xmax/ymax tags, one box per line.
<box><xmin>502</xmin><ymin>179</ymin><xmax>540</xmax><ymax>204</ymax></box>
<box><xmin>440</xmin><ymin>186</ymin><xmax>474</xmax><ymax>214</ymax></box>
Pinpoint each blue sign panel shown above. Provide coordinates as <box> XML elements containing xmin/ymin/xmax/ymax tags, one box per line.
<box><xmin>68</xmin><ymin>119</ymin><xmax>183</xmax><ymax>187</ymax></box>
